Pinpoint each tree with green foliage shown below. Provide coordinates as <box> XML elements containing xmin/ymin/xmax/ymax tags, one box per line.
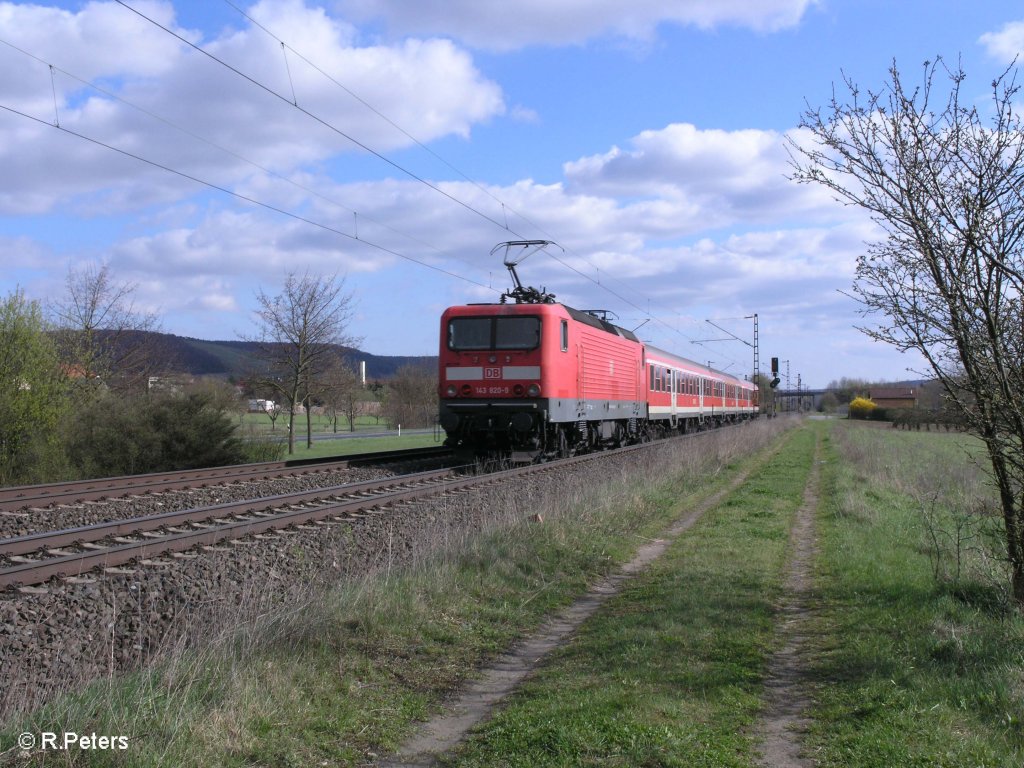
<box><xmin>791</xmin><ymin>58</ymin><xmax>1024</xmax><ymax>603</ymax></box>
<box><xmin>0</xmin><ymin>290</ymin><xmax>68</xmax><ymax>485</ymax></box>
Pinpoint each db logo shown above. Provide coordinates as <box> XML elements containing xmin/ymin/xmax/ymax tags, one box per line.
<box><xmin>484</xmin><ymin>367</ymin><xmax>501</xmax><ymax>379</ymax></box>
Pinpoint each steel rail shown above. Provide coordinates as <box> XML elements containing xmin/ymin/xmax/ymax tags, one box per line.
<box><xmin>0</xmin><ymin>467</ymin><xmax>458</xmax><ymax>559</ymax></box>
<box><xmin>0</xmin><ymin>441</ymin><xmax>644</xmax><ymax>589</ymax></box>
<box><xmin>0</xmin><ymin>446</ymin><xmax>451</xmax><ymax>513</ymax></box>
<box><xmin>0</xmin><ymin>424</ymin><xmax>743</xmax><ymax>590</ymax></box>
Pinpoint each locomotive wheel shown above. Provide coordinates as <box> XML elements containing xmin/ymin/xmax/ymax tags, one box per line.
<box><xmin>557</xmin><ymin>428</ymin><xmax>570</xmax><ymax>459</ymax></box>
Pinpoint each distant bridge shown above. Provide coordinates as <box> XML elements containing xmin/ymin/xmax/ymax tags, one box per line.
<box><xmin>771</xmin><ymin>388</ymin><xmax>828</xmax><ymax>412</ymax></box>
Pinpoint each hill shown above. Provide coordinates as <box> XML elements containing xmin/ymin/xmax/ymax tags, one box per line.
<box><xmin>139</xmin><ymin>332</ymin><xmax>436</xmax><ymax>380</ymax></box>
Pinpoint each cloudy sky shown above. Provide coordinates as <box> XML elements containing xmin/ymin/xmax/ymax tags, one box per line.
<box><xmin>2</xmin><ymin>0</ymin><xmax>1022</xmax><ymax>387</ymax></box>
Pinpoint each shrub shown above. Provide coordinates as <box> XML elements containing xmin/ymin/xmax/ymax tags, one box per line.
<box><xmin>848</xmin><ymin>396</ymin><xmax>877</xmax><ymax>420</ymax></box>
<box><xmin>67</xmin><ymin>391</ymin><xmax>247</xmax><ymax>477</ymax></box>
<box><xmin>239</xmin><ymin>432</ymin><xmax>286</xmax><ymax>463</ymax></box>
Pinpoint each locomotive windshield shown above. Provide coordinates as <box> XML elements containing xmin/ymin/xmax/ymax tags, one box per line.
<box><xmin>448</xmin><ymin>316</ymin><xmax>540</xmax><ymax>351</ymax></box>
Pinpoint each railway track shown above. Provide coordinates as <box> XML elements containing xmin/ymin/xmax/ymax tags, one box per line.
<box><xmin>0</xmin><ymin>466</ymin><xmax>462</xmax><ymax>589</ymax></box>
<box><xmin>0</xmin><ymin>445</ymin><xmax>452</xmax><ymax>514</ymax></box>
<box><xmin>0</xmin><ymin>438</ymin><xmax>661</xmax><ymax>591</ymax></box>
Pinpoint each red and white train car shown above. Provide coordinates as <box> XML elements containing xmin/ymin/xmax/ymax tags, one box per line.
<box><xmin>644</xmin><ymin>346</ymin><xmax>758</xmax><ymax>429</ymax></box>
<box><xmin>438</xmin><ymin>300</ymin><xmax>758</xmax><ymax>459</ymax></box>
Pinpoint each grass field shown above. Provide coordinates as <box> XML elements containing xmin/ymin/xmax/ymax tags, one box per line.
<box><xmin>277</xmin><ymin>431</ymin><xmax>442</xmax><ymax>461</ymax></box>
<box><xmin>4</xmin><ymin>419</ymin><xmax>1024</xmax><ymax>766</ymax></box>
<box><xmin>237</xmin><ymin>411</ymin><xmax>387</xmax><ymax>435</ymax></box>
<box><xmin>236</xmin><ymin>410</ymin><xmax>442</xmax><ymax>462</ymax></box>
<box><xmin>805</xmin><ymin>421</ymin><xmax>1024</xmax><ymax>767</ymax></box>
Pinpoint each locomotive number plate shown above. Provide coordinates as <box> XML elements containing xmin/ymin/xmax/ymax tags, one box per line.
<box><xmin>478</xmin><ymin>386</ymin><xmax>510</xmax><ymax>395</ymax></box>
<box><xmin>484</xmin><ymin>367</ymin><xmax>501</xmax><ymax>379</ymax></box>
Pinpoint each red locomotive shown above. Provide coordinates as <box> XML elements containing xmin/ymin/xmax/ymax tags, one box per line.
<box><xmin>438</xmin><ymin>241</ymin><xmax>758</xmax><ymax>459</ymax></box>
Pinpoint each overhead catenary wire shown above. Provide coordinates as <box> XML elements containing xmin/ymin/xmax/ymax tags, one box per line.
<box><xmin>209</xmin><ymin>0</ymin><xmax>720</xmax><ymax>354</ymax></box>
<box><xmin>138</xmin><ymin>0</ymin><xmax>718</xmax><ymax>352</ymax></box>
<box><xmin>0</xmin><ymin>101</ymin><xmax>494</xmax><ymax>292</ymax></box>
<box><xmin>113</xmin><ymin>0</ymin><xmax>514</xmax><ymax>234</ymax></box>
<box><xmin>8</xmin><ymin>4</ymin><xmax>752</xmax><ymax>370</ymax></box>
<box><xmin>0</xmin><ymin>35</ymin><xmax>488</xmax><ymax>280</ymax></box>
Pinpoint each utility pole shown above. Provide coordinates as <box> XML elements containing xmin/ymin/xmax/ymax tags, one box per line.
<box><xmin>745</xmin><ymin>313</ymin><xmax>759</xmax><ymax>383</ymax></box>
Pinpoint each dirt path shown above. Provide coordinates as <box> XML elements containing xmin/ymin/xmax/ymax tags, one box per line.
<box><xmin>754</xmin><ymin>435</ymin><xmax>822</xmax><ymax>767</ymax></box>
<box><xmin>377</xmin><ymin>450</ymin><xmax>777</xmax><ymax>768</ymax></box>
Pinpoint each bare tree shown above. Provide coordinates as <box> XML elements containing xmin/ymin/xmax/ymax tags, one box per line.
<box><xmin>790</xmin><ymin>58</ymin><xmax>1024</xmax><ymax>602</ymax></box>
<box><xmin>381</xmin><ymin>364</ymin><xmax>437</xmax><ymax>430</ymax></box>
<box><xmin>320</xmin><ymin>355</ymin><xmax>365</xmax><ymax>433</ymax></box>
<box><xmin>250</xmin><ymin>271</ymin><xmax>358</xmax><ymax>454</ymax></box>
<box><xmin>50</xmin><ymin>262</ymin><xmax>163</xmax><ymax>398</ymax></box>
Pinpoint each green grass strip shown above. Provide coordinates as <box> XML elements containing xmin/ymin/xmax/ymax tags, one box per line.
<box><xmin>445</xmin><ymin>424</ymin><xmax>818</xmax><ymax>767</ymax></box>
<box><xmin>282</xmin><ymin>431</ymin><xmax>440</xmax><ymax>459</ymax></box>
<box><xmin>805</xmin><ymin>422</ymin><xmax>1024</xmax><ymax>767</ymax></box>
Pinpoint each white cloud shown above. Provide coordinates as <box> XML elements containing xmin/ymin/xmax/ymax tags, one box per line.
<box><xmin>563</xmin><ymin>123</ymin><xmax>839</xmax><ymax>233</ymax></box>
<box><xmin>979</xmin><ymin>20</ymin><xmax>1024</xmax><ymax>61</ymax></box>
<box><xmin>334</xmin><ymin>0</ymin><xmax>816</xmax><ymax>51</ymax></box>
<box><xmin>0</xmin><ymin>0</ymin><xmax>505</xmax><ymax>215</ymax></box>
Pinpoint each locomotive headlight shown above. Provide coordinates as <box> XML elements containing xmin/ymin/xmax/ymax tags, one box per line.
<box><xmin>527</xmin><ymin>383</ymin><xmax>541</xmax><ymax>397</ymax></box>
<box><xmin>446</xmin><ymin>384</ymin><xmax>458</xmax><ymax>397</ymax></box>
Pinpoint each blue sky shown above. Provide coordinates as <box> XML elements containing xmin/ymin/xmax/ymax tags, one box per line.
<box><xmin>2</xmin><ymin>0</ymin><xmax>1023</xmax><ymax>387</ymax></box>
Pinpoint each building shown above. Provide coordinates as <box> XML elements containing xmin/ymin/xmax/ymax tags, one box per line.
<box><xmin>868</xmin><ymin>386</ymin><xmax>918</xmax><ymax>410</ymax></box>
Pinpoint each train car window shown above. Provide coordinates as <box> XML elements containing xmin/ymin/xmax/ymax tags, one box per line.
<box><xmin>649</xmin><ymin>365</ymin><xmax>655</xmax><ymax>391</ymax></box>
<box><xmin>448</xmin><ymin>317</ymin><xmax>492</xmax><ymax>350</ymax></box>
<box><xmin>560</xmin><ymin>320</ymin><xmax>568</xmax><ymax>352</ymax></box>
<box><xmin>495</xmin><ymin>317</ymin><xmax>541</xmax><ymax>349</ymax></box>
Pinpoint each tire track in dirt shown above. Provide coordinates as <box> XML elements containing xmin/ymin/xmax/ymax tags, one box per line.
<box><xmin>377</xmin><ymin>440</ymin><xmax>788</xmax><ymax>768</ymax></box>
<box><xmin>754</xmin><ymin>431</ymin><xmax>822</xmax><ymax>767</ymax></box>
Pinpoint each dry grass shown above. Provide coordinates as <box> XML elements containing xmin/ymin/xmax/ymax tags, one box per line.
<box><xmin>830</xmin><ymin>420</ymin><xmax>1009</xmax><ymax>596</ymax></box>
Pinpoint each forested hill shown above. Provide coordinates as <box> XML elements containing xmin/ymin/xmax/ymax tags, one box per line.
<box><xmin>127</xmin><ymin>332</ymin><xmax>436</xmax><ymax>380</ymax></box>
